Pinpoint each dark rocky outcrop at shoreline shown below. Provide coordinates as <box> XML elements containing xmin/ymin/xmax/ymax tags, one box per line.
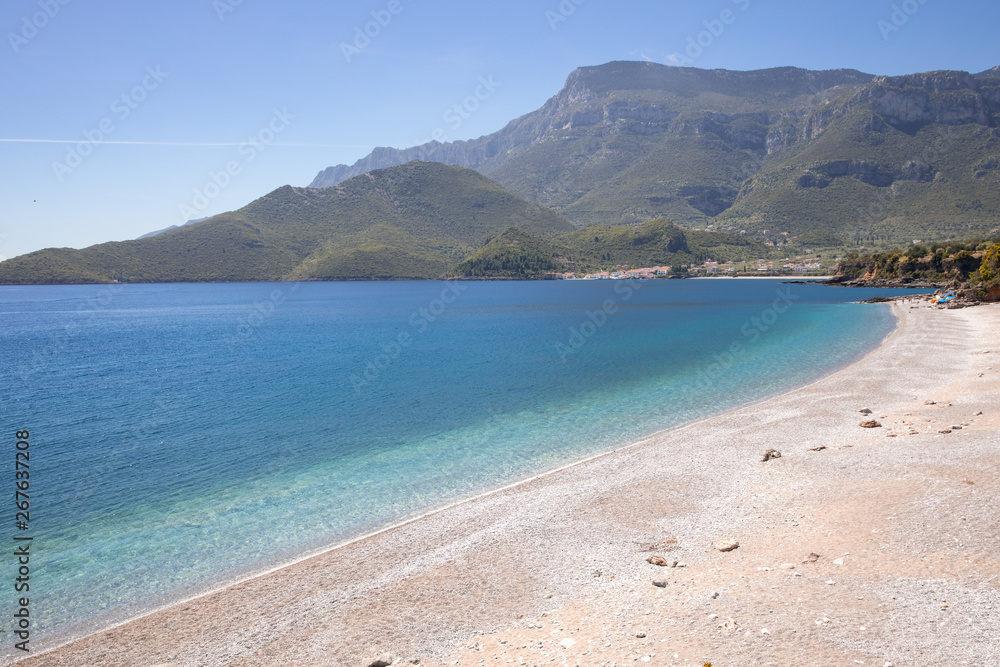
<box><xmin>827</xmin><ymin>239</ymin><xmax>1000</xmax><ymax>303</ymax></box>
<box><xmin>823</xmin><ymin>275</ymin><xmax>943</xmax><ymax>289</ymax></box>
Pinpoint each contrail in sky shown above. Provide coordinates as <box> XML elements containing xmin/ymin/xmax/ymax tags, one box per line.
<box><xmin>0</xmin><ymin>138</ymin><xmax>366</xmax><ymax>148</ymax></box>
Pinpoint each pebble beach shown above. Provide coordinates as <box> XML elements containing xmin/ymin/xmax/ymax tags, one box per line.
<box><xmin>19</xmin><ymin>300</ymin><xmax>1000</xmax><ymax>667</ymax></box>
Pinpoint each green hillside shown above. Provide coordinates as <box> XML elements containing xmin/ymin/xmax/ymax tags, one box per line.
<box><xmin>831</xmin><ymin>238</ymin><xmax>1000</xmax><ymax>299</ymax></box>
<box><xmin>0</xmin><ymin>214</ymin><xmax>304</xmax><ymax>284</ymax></box>
<box><xmin>450</xmin><ymin>228</ymin><xmax>576</xmax><ymax>278</ymax></box>
<box><xmin>719</xmin><ymin>81</ymin><xmax>1000</xmax><ymax>246</ymax></box>
<box><xmin>0</xmin><ymin>162</ymin><xmax>575</xmax><ymax>284</ymax></box>
<box><xmin>450</xmin><ymin>219</ymin><xmax>773</xmax><ymax>278</ymax></box>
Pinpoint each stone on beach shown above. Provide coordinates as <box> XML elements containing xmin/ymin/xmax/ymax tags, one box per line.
<box><xmin>716</xmin><ymin>539</ymin><xmax>740</xmax><ymax>552</ymax></box>
<box><xmin>860</xmin><ymin>419</ymin><xmax>882</xmax><ymax>428</ymax></box>
<box><xmin>761</xmin><ymin>449</ymin><xmax>781</xmax><ymax>462</ymax></box>
<box><xmin>646</xmin><ymin>555</ymin><xmax>670</xmax><ymax>566</ymax></box>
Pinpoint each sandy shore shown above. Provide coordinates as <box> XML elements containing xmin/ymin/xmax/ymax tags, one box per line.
<box><xmin>19</xmin><ymin>302</ymin><xmax>1000</xmax><ymax>667</ymax></box>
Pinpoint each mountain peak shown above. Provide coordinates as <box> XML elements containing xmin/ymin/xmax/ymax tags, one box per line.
<box><xmin>308</xmin><ymin>61</ymin><xmax>876</xmax><ymax>192</ymax></box>
<box><xmin>560</xmin><ymin>61</ymin><xmax>873</xmax><ymax>98</ymax></box>
<box><xmin>306</xmin><ymin>62</ymin><xmax>1000</xmax><ymax>247</ymax></box>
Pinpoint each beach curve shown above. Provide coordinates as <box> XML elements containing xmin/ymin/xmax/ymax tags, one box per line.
<box><xmin>16</xmin><ymin>301</ymin><xmax>1000</xmax><ymax>666</ymax></box>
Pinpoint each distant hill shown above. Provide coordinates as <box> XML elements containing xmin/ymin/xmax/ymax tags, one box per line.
<box><xmin>0</xmin><ymin>162</ymin><xmax>575</xmax><ymax>284</ymax></box>
<box><xmin>449</xmin><ymin>219</ymin><xmax>772</xmax><ymax>278</ymax></box>
<box><xmin>450</xmin><ymin>228</ymin><xmax>576</xmax><ymax>278</ymax></box>
<box><xmin>0</xmin><ymin>159</ymin><xmax>778</xmax><ymax>284</ymax></box>
<box><xmin>309</xmin><ymin>61</ymin><xmax>1000</xmax><ymax>248</ymax></box>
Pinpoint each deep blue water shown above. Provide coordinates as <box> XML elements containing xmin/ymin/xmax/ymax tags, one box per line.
<box><xmin>0</xmin><ymin>279</ymin><xmax>930</xmax><ymax>652</ymax></box>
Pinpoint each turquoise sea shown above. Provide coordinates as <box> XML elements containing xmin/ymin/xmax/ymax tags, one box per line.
<box><xmin>0</xmin><ymin>279</ymin><xmax>930</xmax><ymax>654</ymax></box>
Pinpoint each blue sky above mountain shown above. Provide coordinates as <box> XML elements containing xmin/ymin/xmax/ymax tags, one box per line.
<box><xmin>2</xmin><ymin>0</ymin><xmax>998</xmax><ymax>258</ymax></box>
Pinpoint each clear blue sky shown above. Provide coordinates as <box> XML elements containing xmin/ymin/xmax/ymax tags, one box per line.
<box><xmin>1</xmin><ymin>0</ymin><xmax>997</xmax><ymax>259</ymax></box>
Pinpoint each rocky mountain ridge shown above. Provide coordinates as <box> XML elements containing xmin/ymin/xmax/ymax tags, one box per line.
<box><xmin>310</xmin><ymin>63</ymin><xmax>877</xmax><ymax>200</ymax></box>
<box><xmin>307</xmin><ymin>61</ymin><xmax>1000</xmax><ymax>246</ymax></box>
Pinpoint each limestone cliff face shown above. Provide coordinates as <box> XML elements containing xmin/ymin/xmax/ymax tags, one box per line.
<box><xmin>806</xmin><ymin>71</ymin><xmax>999</xmax><ymax>138</ymax></box>
<box><xmin>309</xmin><ymin>79</ymin><xmax>691</xmax><ymax>189</ymax></box>
<box><xmin>307</xmin><ymin>62</ymin><xmax>999</xmax><ymax>233</ymax></box>
<box><xmin>869</xmin><ymin>72</ymin><xmax>991</xmax><ymax>126</ymax></box>
<box><xmin>797</xmin><ymin>160</ymin><xmax>937</xmax><ymax>189</ymax></box>
<box><xmin>309</xmin><ymin>63</ymin><xmax>873</xmax><ymax>190</ymax></box>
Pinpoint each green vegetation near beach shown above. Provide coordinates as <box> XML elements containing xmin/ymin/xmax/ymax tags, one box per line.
<box><xmin>833</xmin><ymin>239</ymin><xmax>1000</xmax><ymax>299</ymax></box>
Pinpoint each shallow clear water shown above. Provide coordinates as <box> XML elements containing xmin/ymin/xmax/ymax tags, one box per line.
<box><xmin>0</xmin><ymin>279</ymin><xmax>929</xmax><ymax>651</ymax></box>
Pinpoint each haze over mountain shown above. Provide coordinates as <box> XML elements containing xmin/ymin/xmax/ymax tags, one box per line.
<box><xmin>311</xmin><ymin>61</ymin><xmax>1000</xmax><ymax>245</ymax></box>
